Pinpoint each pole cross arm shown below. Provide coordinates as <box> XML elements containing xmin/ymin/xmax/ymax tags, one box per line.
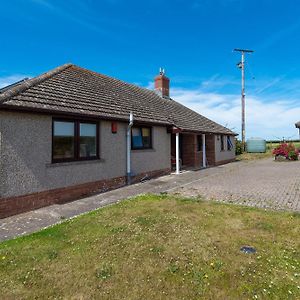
<box><xmin>234</xmin><ymin>48</ymin><xmax>254</xmax><ymax>53</ymax></box>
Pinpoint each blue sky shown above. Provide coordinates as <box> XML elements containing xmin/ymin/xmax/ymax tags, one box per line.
<box><xmin>1</xmin><ymin>0</ymin><xmax>300</xmax><ymax>139</ymax></box>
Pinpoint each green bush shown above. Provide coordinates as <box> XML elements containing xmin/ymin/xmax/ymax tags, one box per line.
<box><xmin>288</xmin><ymin>150</ymin><xmax>298</xmax><ymax>161</ymax></box>
<box><xmin>235</xmin><ymin>139</ymin><xmax>243</xmax><ymax>155</ymax></box>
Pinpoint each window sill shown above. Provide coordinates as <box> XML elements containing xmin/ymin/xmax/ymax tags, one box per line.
<box><xmin>131</xmin><ymin>148</ymin><xmax>156</xmax><ymax>153</ymax></box>
<box><xmin>46</xmin><ymin>159</ymin><xmax>105</xmax><ymax>168</ymax></box>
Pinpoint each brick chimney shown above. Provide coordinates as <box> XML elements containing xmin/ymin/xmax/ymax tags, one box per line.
<box><xmin>154</xmin><ymin>68</ymin><xmax>170</xmax><ymax>98</ymax></box>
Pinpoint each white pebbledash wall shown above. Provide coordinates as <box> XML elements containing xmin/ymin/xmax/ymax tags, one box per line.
<box><xmin>214</xmin><ymin>135</ymin><xmax>236</xmax><ymax>163</ymax></box>
<box><xmin>0</xmin><ymin>111</ymin><xmax>171</xmax><ymax>198</ymax></box>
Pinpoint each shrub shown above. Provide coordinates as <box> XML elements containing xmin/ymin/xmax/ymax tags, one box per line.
<box><xmin>235</xmin><ymin>139</ymin><xmax>243</xmax><ymax>155</ymax></box>
<box><xmin>273</xmin><ymin>143</ymin><xmax>299</xmax><ymax>160</ymax></box>
<box><xmin>288</xmin><ymin>150</ymin><xmax>298</xmax><ymax>161</ymax></box>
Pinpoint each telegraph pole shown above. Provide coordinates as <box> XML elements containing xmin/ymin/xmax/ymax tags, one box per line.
<box><xmin>234</xmin><ymin>48</ymin><xmax>254</xmax><ymax>151</ymax></box>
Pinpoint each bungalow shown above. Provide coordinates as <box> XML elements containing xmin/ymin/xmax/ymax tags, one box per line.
<box><xmin>0</xmin><ymin>64</ymin><xmax>236</xmax><ymax>218</ymax></box>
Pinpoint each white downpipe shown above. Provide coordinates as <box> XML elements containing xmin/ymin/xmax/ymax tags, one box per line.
<box><xmin>126</xmin><ymin>112</ymin><xmax>133</xmax><ymax>184</ymax></box>
<box><xmin>175</xmin><ymin>132</ymin><xmax>180</xmax><ymax>174</ymax></box>
<box><xmin>202</xmin><ymin>133</ymin><xmax>206</xmax><ymax>168</ymax></box>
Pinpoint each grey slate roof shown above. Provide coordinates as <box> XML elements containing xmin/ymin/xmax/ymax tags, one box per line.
<box><xmin>0</xmin><ymin>64</ymin><xmax>235</xmax><ymax>135</ymax></box>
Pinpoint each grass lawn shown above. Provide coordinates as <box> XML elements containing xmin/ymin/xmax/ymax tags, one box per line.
<box><xmin>1</xmin><ymin>194</ymin><xmax>299</xmax><ymax>299</ymax></box>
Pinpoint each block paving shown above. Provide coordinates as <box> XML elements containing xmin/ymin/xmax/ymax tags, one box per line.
<box><xmin>171</xmin><ymin>158</ymin><xmax>300</xmax><ymax>212</ymax></box>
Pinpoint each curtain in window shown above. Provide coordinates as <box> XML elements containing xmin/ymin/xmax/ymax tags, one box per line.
<box><xmin>132</xmin><ymin>127</ymin><xmax>151</xmax><ymax>149</ymax></box>
<box><xmin>227</xmin><ymin>136</ymin><xmax>233</xmax><ymax>150</ymax></box>
<box><xmin>142</xmin><ymin>128</ymin><xmax>151</xmax><ymax>148</ymax></box>
<box><xmin>132</xmin><ymin>128</ymin><xmax>143</xmax><ymax>148</ymax></box>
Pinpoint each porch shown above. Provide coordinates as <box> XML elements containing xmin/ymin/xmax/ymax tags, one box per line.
<box><xmin>171</xmin><ymin>132</ymin><xmax>216</xmax><ymax>172</ymax></box>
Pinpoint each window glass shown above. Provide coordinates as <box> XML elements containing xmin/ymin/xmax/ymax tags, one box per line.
<box><xmin>80</xmin><ymin>123</ymin><xmax>97</xmax><ymax>158</ymax></box>
<box><xmin>53</xmin><ymin>121</ymin><xmax>75</xmax><ymax>159</ymax></box>
<box><xmin>52</xmin><ymin>119</ymin><xmax>99</xmax><ymax>162</ymax></box>
<box><xmin>221</xmin><ymin>135</ymin><xmax>225</xmax><ymax>151</ymax></box>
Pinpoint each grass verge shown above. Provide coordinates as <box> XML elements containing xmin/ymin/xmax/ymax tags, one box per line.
<box><xmin>236</xmin><ymin>152</ymin><xmax>272</xmax><ymax>161</ymax></box>
<box><xmin>1</xmin><ymin>194</ymin><xmax>299</xmax><ymax>299</ymax></box>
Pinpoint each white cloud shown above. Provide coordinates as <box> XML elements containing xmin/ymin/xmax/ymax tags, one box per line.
<box><xmin>170</xmin><ymin>87</ymin><xmax>300</xmax><ymax>140</ymax></box>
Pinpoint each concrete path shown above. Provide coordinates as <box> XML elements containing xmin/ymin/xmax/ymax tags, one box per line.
<box><xmin>1</xmin><ymin>158</ymin><xmax>299</xmax><ymax>241</ymax></box>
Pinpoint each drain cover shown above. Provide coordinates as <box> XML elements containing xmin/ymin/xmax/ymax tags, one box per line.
<box><xmin>240</xmin><ymin>246</ymin><xmax>256</xmax><ymax>254</ymax></box>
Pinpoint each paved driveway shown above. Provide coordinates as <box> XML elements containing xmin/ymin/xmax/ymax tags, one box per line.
<box><xmin>1</xmin><ymin>158</ymin><xmax>299</xmax><ymax>241</ymax></box>
<box><xmin>171</xmin><ymin>158</ymin><xmax>300</xmax><ymax>212</ymax></box>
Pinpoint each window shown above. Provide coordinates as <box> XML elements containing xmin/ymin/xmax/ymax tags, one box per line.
<box><xmin>131</xmin><ymin>126</ymin><xmax>152</xmax><ymax>149</ymax></box>
<box><xmin>52</xmin><ymin>119</ymin><xmax>98</xmax><ymax>162</ymax></box>
<box><xmin>53</xmin><ymin>121</ymin><xmax>75</xmax><ymax>160</ymax></box>
<box><xmin>227</xmin><ymin>135</ymin><xmax>233</xmax><ymax>151</ymax></box>
<box><xmin>80</xmin><ymin>123</ymin><xmax>97</xmax><ymax>158</ymax></box>
<box><xmin>220</xmin><ymin>135</ymin><xmax>225</xmax><ymax>151</ymax></box>
<box><xmin>197</xmin><ymin>135</ymin><xmax>203</xmax><ymax>151</ymax></box>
